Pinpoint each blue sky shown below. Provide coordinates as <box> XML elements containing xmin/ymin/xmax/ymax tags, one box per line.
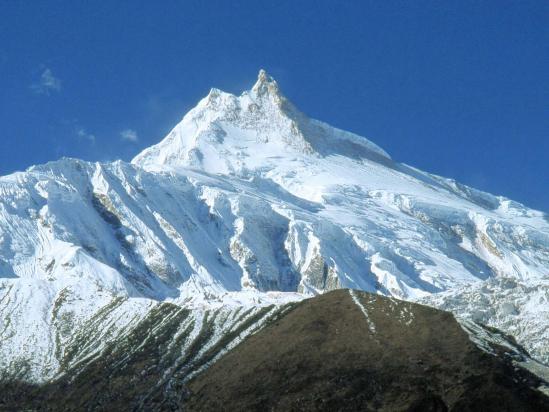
<box><xmin>0</xmin><ymin>1</ymin><xmax>547</xmax><ymax>211</ymax></box>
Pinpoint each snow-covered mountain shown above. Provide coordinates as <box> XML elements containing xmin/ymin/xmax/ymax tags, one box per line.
<box><xmin>1</xmin><ymin>70</ymin><xmax>548</xmax><ymax>382</ymax></box>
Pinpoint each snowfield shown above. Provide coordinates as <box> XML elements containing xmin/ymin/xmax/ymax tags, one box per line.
<box><xmin>0</xmin><ymin>70</ymin><xmax>548</xmax><ymax>381</ymax></box>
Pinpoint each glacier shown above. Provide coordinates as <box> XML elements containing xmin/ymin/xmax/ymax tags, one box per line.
<box><xmin>0</xmin><ymin>70</ymin><xmax>548</xmax><ymax>382</ymax></box>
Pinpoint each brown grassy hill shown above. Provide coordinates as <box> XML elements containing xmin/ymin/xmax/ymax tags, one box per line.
<box><xmin>185</xmin><ymin>289</ymin><xmax>549</xmax><ymax>412</ymax></box>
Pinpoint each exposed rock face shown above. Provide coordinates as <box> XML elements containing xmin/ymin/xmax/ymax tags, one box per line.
<box><xmin>299</xmin><ymin>254</ymin><xmax>341</xmax><ymax>292</ymax></box>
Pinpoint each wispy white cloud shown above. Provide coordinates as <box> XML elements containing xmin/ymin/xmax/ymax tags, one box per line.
<box><xmin>31</xmin><ymin>68</ymin><xmax>62</xmax><ymax>95</ymax></box>
<box><xmin>76</xmin><ymin>128</ymin><xmax>95</xmax><ymax>144</ymax></box>
<box><xmin>120</xmin><ymin>129</ymin><xmax>138</xmax><ymax>142</ymax></box>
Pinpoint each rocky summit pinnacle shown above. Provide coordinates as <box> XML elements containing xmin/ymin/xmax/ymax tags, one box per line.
<box><xmin>251</xmin><ymin>69</ymin><xmax>280</xmax><ymax>97</ymax></box>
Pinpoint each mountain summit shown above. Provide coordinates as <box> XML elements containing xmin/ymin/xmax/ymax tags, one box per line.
<box><xmin>132</xmin><ymin>70</ymin><xmax>390</xmax><ymax>173</ymax></box>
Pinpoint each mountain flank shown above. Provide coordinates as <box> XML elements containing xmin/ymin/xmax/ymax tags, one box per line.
<box><xmin>1</xmin><ymin>290</ymin><xmax>547</xmax><ymax>411</ymax></box>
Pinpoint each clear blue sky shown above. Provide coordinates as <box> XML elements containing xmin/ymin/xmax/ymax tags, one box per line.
<box><xmin>1</xmin><ymin>1</ymin><xmax>547</xmax><ymax>211</ymax></box>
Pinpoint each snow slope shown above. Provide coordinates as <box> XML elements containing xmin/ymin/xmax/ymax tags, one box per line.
<box><xmin>134</xmin><ymin>70</ymin><xmax>548</xmax><ymax>295</ymax></box>
<box><xmin>1</xmin><ymin>70</ymin><xmax>548</xmax><ymax>381</ymax></box>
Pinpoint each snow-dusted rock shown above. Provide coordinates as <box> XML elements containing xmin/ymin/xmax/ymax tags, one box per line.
<box><xmin>421</xmin><ymin>276</ymin><xmax>549</xmax><ymax>363</ymax></box>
